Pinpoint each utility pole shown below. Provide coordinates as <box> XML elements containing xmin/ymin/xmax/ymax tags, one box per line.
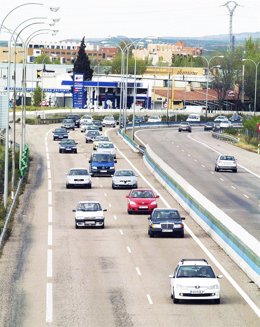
<box><xmin>222</xmin><ymin>1</ymin><xmax>240</xmax><ymax>52</ymax></box>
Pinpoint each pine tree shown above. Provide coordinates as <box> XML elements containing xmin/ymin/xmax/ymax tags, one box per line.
<box><xmin>73</xmin><ymin>36</ymin><xmax>93</xmax><ymax>80</ymax></box>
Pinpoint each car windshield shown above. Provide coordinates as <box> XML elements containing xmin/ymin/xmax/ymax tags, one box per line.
<box><xmin>98</xmin><ymin>143</ymin><xmax>114</xmax><ymax>149</ymax></box>
<box><xmin>104</xmin><ymin>117</ymin><xmax>114</xmax><ymax>121</ymax></box>
<box><xmin>92</xmin><ymin>154</ymin><xmax>114</xmax><ymax>162</ymax></box>
<box><xmin>87</xmin><ymin>131</ymin><xmax>99</xmax><ymax>135</ymax></box>
<box><xmin>77</xmin><ymin>202</ymin><xmax>101</xmax><ymax>211</ymax></box>
<box><xmin>220</xmin><ymin>156</ymin><xmax>235</xmax><ymax>161</ymax></box>
<box><xmin>63</xmin><ymin>119</ymin><xmax>74</xmax><ymax>123</ymax></box>
<box><xmin>69</xmin><ymin>169</ymin><xmax>88</xmax><ymax>176</ymax></box>
<box><xmin>61</xmin><ymin>140</ymin><xmax>75</xmax><ymax>145</ymax></box>
<box><xmin>152</xmin><ymin>210</ymin><xmax>180</xmax><ymax>220</ymax></box>
<box><xmin>115</xmin><ymin>170</ymin><xmax>134</xmax><ymax>176</ymax></box>
<box><xmin>131</xmin><ymin>190</ymin><xmax>154</xmax><ymax>198</ymax></box>
<box><xmin>177</xmin><ymin>265</ymin><xmax>215</xmax><ymax>278</ymax></box>
<box><xmin>55</xmin><ymin>128</ymin><xmax>67</xmax><ymax>133</ymax></box>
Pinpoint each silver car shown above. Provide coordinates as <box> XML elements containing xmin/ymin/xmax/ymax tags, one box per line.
<box><xmin>96</xmin><ymin>142</ymin><xmax>117</xmax><ymax>158</ymax></box>
<box><xmin>215</xmin><ymin>155</ymin><xmax>237</xmax><ymax>172</ymax></box>
<box><xmin>61</xmin><ymin>118</ymin><xmax>75</xmax><ymax>130</ymax></box>
<box><xmin>85</xmin><ymin>130</ymin><xmax>101</xmax><ymax>143</ymax></box>
<box><xmin>66</xmin><ymin>168</ymin><xmax>92</xmax><ymax>189</ymax></box>
<box><xmin>112</xmin><ymin>169</ymin><xmax>138</xmax><ymax>189</ymax></box>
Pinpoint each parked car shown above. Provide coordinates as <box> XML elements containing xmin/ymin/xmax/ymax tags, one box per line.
<box><xmin>148</xmin><ymin>208</ymin><xmax>185</xmax><ymax>238</ymax></box>
<box><xmin>52</xmin><ymin>127</ymin><xmax>68</xmax><ymax>140</ymax></box>
<box><xmin>59</xmin><ymin>139</ymin><xmax>78</xmax><ymax>153</ymax></box>
<box><xmin>93</xmin><ymin>136</ymin><xmax>110</xmax><ymax>150</ymax></box>
<box><xmin>85</xmin><ymin>130</ymin><xmax>102</xmax><ymax>143</ymax></box>
<box><xmin>147</xmin><ymin>115</ymin><xmax>162</xmax><ymax>123</ymax></box>
<box><xmin>214</xmin><ymin>115</ymin><xmax>229</xmax><ymax>123</ymax></box>
<box><xmin>204</xmin><ymin>122</ymin><xmax>215</xmax><ymax>131</ymax></box>
<box><xmin>102</xmin><ymin>116</ymin><xmax>116</xmax><ymax>127</ymax></box>
<box><xmin>89</xmin><ymin>153</ymin><xmax>117</xmax><ymax>176</ymax></box>
<box><xmin>96</xmin><ymin>142</ymin><xmax>117</xmax><ymax>158</ymax></box>
<box><xmin>73</xmin><ymin>201</ymin><xmax>107</xmax><ymax>229</ymax></box>
<box><xmin>112</xmin><ymin>169</ymin><xmax>138</xmax><ymax>189</ymax></box>
<box><xmin>61</xmin><ymin>118</ymin><xmax>75</xmax><ymax>130</ymax></box>
<box><xmin>66</xmin><ymin>168</ymin><xmax>92</xmax><ymax>189</ymax></box>
<box><xmin>126</xmin><ymin>188</ymin><xmax>159</xmax><ymax>214</ymax></box>
<box><xmin>66</xmin><ymin>114</ymin><xmax>80</xmax><ymax>127</ymax></box>
<box><xmin>178</xmin><ymin>122</ymin><xmax>192</xmax><ymax>132</ymax></box>
<box><xmin>169</xmin><ymin>259</ymin><xmax>222</xmax><ymax>304</ymax></box>
<box><xmin>215</xmin><ymin>154</ymin><xmax>237</xmax><ymax>172</ymax></box>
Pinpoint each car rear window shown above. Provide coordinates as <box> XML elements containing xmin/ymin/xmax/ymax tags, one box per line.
<box><xmin>220</xmin><ymin>156</ymin><xmax>235</xmax><ymax>160</ymax></box>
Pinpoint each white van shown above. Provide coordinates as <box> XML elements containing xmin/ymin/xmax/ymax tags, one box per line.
<box><xmin>186</xmin><ymin>114</ymin><xmax>201</xmax><ymax>122</ymax></box>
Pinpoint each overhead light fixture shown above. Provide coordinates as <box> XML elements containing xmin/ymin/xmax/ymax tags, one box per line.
<box><xmin>49</xmin><ymin>6</ymin><xmax>60</xmax><ymax>12</ymax></box>
<box><xmin>52</xmin><ymin>18</ymin><xmax>60</xmax><ymax>23</ymax></box>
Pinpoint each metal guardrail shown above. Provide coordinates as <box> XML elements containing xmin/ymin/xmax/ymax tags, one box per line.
<box><xmin>212</xmin><ymin>131</ymin><xmax>239</xmax><ymax>143</ymax></box>
<box><xmin>0</xmin><ymin>178</ymin><xmax>23</xmax><ymax>248</ymax></box>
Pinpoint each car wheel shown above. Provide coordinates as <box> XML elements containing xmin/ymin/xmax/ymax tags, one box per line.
<box><xmin>59</xmin><ymin>149</ymin><xmax>62</xmax><ymax>153</ymax></box>
<box><xmin>75</xmin><ymin>223</ymin><xmax>78</xmax><ymax>229</ymax></box>
<box><xmin>170</xmin><ymin>292</ymin><xmax>173</xmax><ymax>299</ymax></box>
<box><xmin>233</xmin><ymin>169</ymin><xmax>237</xmax><ymax>173</ymax></box>
<box><xmin>215</xmin><ymin>167</ymin><xmax>219</xmax><ymax>172</ymax></box>
<box><xmin>173</xmin><ymin>295</ymin><xmax>179</xmax><ymax>304</ymax></box>
<box><xmin>128</xmin><ymin>210</ymin><xmax>132</xmax><ymax>215</ymax></box>
<box><xmin>74</xmin><ymin>150</ymin><xmax>77</xmax><ymax>153</ymax></box>
<box><xmin>214</xmin><ymin>298</ymin><xmax>220</xmax><ymax>304</ymax></box>
<box><xmin>179</xmin><ymin>231</ymin><xmax>184</xmax><ymax>238</ymax></box>
<box><xmin>178</xmin><ymin>129</ymin><xmax>181</xmax><ymax>132</ymax></box>
<box><xmin>149</xmin><ymin>231</ymin><xmax>154</xmax><ymax>238</ymax></box>
<box><xmin>88</xmin><ymin>184</ymin><xmax>92</xmax><ymax>189</ymax></box>
<box><xmin>66</xmin><ymin>184</ymin><xmax>70</xmax><ymax>189</ymax></box>
<box><xmin>86</xmin><ymin>140</ymin><xmax>88</xmax><ymax>143</ymax></box>
<box><xmin>112</xmin><ymin>183</ymin><xmax>115</xmax><ymax>189</ymax></box>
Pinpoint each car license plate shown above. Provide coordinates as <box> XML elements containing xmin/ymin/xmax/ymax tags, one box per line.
<box><xmin>66</xmin><ymin>148</ymin><xmax>71</xmax><ymax>150</ymax></box>
<box><xmin>190</xmin><ymin>290</ymin><xmax>203</xmax><ymax>294</ymax></box>
<box><xmin>100</xmin><ymin>170</ymin><xmax>107</xmax><ymax>172</ymax></box>
<box><xmin>162</xmin><ymin>229</ymin><xmax>173</xmax><ymax>232</ymax></box>
<box><xmin>139</xmin><ymin>206</ymin><xmax>148</xmax><ymax>209</ymax></box>
<box><xmin>85</xmin><ymin>221</ymin><xmax>95</xmax><ymax>225</ymax></box>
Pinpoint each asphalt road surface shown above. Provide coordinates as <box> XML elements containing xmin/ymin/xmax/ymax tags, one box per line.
<box><xmin>0</xmin><ymin>124</ymin><xmax>259</xmax><ymax>327</ymax></box>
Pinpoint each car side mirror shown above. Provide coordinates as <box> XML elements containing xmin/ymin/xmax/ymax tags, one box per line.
<box><xmin>181</xmin><ymin>217</ymin><xmax>185</xmax><ymax>220</ymax></box>
<box><xmin>126</xmin><ymin>195</ymin><xmax>129</xmax><ymax>198</ymax></box>
<box><xmin>103</xmin><ymin>209</ymin><xmax>107</xmax><ymax>212</ymax></box>
<box><xmin>217</xmin><ymin>275</ymin><xmax>223</xmax><ymax>279</ymax></box>
<box><xmin>169</xmin><ymin>274</ymin><xmax>174</xmax><ymax>278</ymax></box>
<box><xmin>156</xmin><ymin>195</ymin><xmax>159</xmax><ymax>198</ymax></box>
<box><xmin>72</xmin><ymin>209</ymin><xmax>76</xmax><ymax>212</ymax></box>
<box><xmin>89</xmin><ymin>160</ymin><xmax>91</xmax><ymax>163</ymax></box>
<box><xmin>147</xmin><ymin>217</ymin><xmax>151</xmax><ymax>220</ymax></box>
<box><xmin>114</xmin><ymin>159</ymin><xmax>117</xmax><ymax>163</ymax></box>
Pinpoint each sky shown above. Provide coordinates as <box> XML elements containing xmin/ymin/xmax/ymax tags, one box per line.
<box><xmin>1</xmin><ymin>0</ymin><xmax>260</xmax><ymax>42</ymax></box>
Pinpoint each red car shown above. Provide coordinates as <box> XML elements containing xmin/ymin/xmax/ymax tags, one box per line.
<box><xmin>126</xmin><ymin>188</ymin><xmax>159</xmax><ymax>214</ymax></box>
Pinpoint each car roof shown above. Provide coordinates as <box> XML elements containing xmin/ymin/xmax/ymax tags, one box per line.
<box><xmin>178</xmin><ymin>259</ymin><xmax>209</xmax><ymax>266</ymax></box>
<box><xmin>78</xmin><ymin>200</ymin><xmax>100</xmax><ymax>204</ymax></box>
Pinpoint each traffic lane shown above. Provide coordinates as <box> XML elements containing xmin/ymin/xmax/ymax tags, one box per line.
<box><xmin>48</xmin><ymin>130</ymin><xmax>160</xmax><ymax>326</ymax></box>
<box><xmin>136</xmin><ymin>128</ymin><xmax>260</xmax><ymax>240</ymax></box>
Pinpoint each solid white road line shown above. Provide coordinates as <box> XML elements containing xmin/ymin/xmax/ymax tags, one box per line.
<box><xmin>46</xmin><ymin>283</ymin><xmax>53</xmax><ymax>323</ymax></box>
<box><xmin>118</xmin><ymin>135</ymin><xmax>260</xmax><ymax>318</ymax></box>
<box><xmin>48</xmin><ymin>180</ymin><xmax>52</xmax><ymax>191</ymax></box>
<box><xmin>48</xmin><ymin>225</ymin><xmax>53</xmax><ymax>246</ymax></box>
<box><xmin>47</xmin><ymin>169</ymin><xmax>51</xmax><ymax>179</ymax></box>
<box><xmin>47</xmin><ymin>160</ymin><xmax>50</xmax><ymax>170</ymax></box>
<box><xmin>47</xmin><ymin>249</ymin><xmax>52</xmax><ymax>278</ymax></box>
<box><xmin>48</xmin><ymin>191</ymin><xmax>52</xmax><ymax>206</ymax></box>
<box><xmin>48</xmin><ymin>206</ymin><xmax>53</xmax><ymax>224</ymax></box>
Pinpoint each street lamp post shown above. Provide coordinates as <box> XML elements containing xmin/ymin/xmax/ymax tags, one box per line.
<box><xmin>195</xmin><ymin>55</ymin><xmax>224</xmax><ymax>121</ymax></box>
<box><xmin>242</xmin><ymin>58</ymin><xmax>260</xmax><ymax>116</ymax></box>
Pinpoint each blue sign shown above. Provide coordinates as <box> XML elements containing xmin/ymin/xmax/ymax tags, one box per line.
<box><xmin>73</xmin><ymin>74</ymin><xmax>85</xmax><ymax>109</ymax></box>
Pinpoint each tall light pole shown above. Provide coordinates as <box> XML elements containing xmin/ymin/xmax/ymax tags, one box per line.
<box><xmin>195</xmin><ymin>55</ymin><xmax>224</xmax><ymax>121</ymax></box>
<box><xmin>2</xmin><ymin>3</ymin><xmax>60</xmax><ymax>208</ymax></box>
<box><xmin>242</xmin><ymin>58</ymin><xmax>260</xmax><ymax>116</ymax></box>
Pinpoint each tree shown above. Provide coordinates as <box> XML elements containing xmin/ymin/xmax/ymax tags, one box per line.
<box><xmin>33</xmin><ymin>55</ymin><xmax>52</xmax><ymax>64</ymax></box>
<box><xmin>33</xmin><ymin>86</ymin><xmax>44</xmax><ymax>106</ymax></box>
<box><xmin>73</xmin><ymin>36</ymin><xmax>93</xmax><ymax>80</ymax></box>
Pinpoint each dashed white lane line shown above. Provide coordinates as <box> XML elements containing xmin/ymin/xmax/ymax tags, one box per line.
<box><xmin>232</xmin><ymin>185</ymin><xmax>237</xmax><ymax>190</ymax></box>
<box><xmin>210</xmin><ymin>171</ymin><xmax>214</xmax><ymax>175</ymax></box>
<box><xmin>108</xmin><ymin>203</ymin><xmax>112</xmax><ymax>208</ymax></box>
<box><xmin>126</xmin><ymin>246</ymin><xmax>132</xmax><ymax>254</ymax></box>
<box><xmin>47</xmin><ymin>169</ymin><xmax>51</xmax><ymax>179</ymax></box>
<box><xmin>48</xmin><ymin>206</ymin><xmax>53</xmax><ymax>224</ymax></box>
<box><xmin>188</xmin><ymin>154</ymin><xmax>191</xmax><ymax>157</ymax></box>
<box><xmin>100</xmin><ymin>184</ymin><xmax>103</xmax><ymax>188</ymax></box>
<box><xmin>181</xmin><ymin>149</ymin><xmax>184</xmax><ymax>152</ymax></box>
<box><xmin>48</xmin><ymin>180</ymin><xmax>52</xmax><ymax>191</ymax></box>
<box><xmin>136</xmin><ymin>267</ymin><xmax>142</xmax><ymax>276</ymax></box>
<box><xmin>194</xmin><ymin>159</ymin><xmax>198</xmax><ymax>162</ymax></box>
<box><xmin>46</xmin><ymin>283</ymin><xmax>53</xmax><ymax>323</ymax></box>
<box><xmin>47</xmin><ymin>160</ymin><xmax>50</xmax><ymax>170</ymax></box>
<box><xmin>220</xmin><ymin>178</ymin><xmax>224</xmax><ymax>182</ymax></box>
<box><xmin>201</xmin><ymin>164</ymin><xmax>205</xmax><ymax>168</ymax></box>
<box><xmin>113</xmin><ymin>215</ymin><xmax>117</xmax><ymax>220</ymax></box>
<box><xmin>146</xmin><ymin>294</ymin><xmax>153</xmax><ymax>305</ymax></box>
<box><xmin>104</xmin><ymin>192</ymin><xmax>107</xmax><ymax>197</ymax></box>
<box><xmin>48</xmin><ymin>225</ymin><xmax>53</xmax><ymax>246</ymax></box>
<box><xmin>48</xmin><ymin>191</ymin><xmax>52</xmax><ymax>206</ymax></box>
<box><xmin>119</xmin><ymin>229</ymin><xmax>124</xmax><ymax>235</ymax></box>
<box><xmin>243</xmin><ymin>194</ymin><xmax>249</xmax><ymax>199</ymax></box>
<box><xmin>47</xmin><ymin>249</ymin><xmax>52</xmax><ymax>278</ymax></box>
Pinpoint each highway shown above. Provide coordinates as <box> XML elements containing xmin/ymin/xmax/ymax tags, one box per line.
<box><xmin>0</xmin><ymin>124</ymin><xmax>259</xmax><ymax>327</ymax></box>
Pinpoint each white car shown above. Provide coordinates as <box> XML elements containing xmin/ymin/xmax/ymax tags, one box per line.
<box><xmin>66</xmin><ymin>168</ymin><xmax>92</xmax><ymax>189</ymax></box>
<box><xmin>169</xmin><ymin>259</ymin><xmax>222</xmax><ymax>304</ymax></box>
<box><xmin>80</xmin><ymin>121</ymin><xmax>95</xmax><ymax>132</ymax></box>
<box><xmin>102</xmin><ymin>116</ymin><xmax>116</xmax><ymax>127</ymax></box>
<box><xmin>147</xmin><ymin>115</ymin><xmax>162</xmax><ymax>123</ymax></box>
<box><xmin>96</xmin><ymin>141</ymin><xmax>117</xmax><ymax>158</ymax></box>
<box><xmin>80</xmin><ymin>114</ymin><xmax>93</xmax><ymax>125</ymax></box>
<box><xmin>112</xmin><ymin>169</ymin><xmax>138</xmax><ymax>189</ymax></box>
<box><xmin>219</xmin><ymin>120</ymin><xmax>232</xmax><ymax>128</ymax></box>
<box><xmin>214</xmin><ymin>115</ymin><xmax>229</xmax><ymax>123</ymax></box>
<box><xmin>93</xmin><ymin>136</ymin><xmax>110</xmax><ymax>150</ymax></box>
<box><xmin>73</xmin><ymin>201</ymin><xmax>107</xmax><ymax>229</ymax></box>
<box><xmin>215</xmin><ymin>154</ymin><xmax>237</xmax><ymax>172</ymax></box>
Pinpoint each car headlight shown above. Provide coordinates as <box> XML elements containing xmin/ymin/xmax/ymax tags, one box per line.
<box><xmin>208</xmin><ymin>284</ymin><xmax>219</xmax><ymax>290</ymax></box>
<box><xmin>109</xmin><ymin>166</ymin><xmax>115</xmax><ymax>169</ymax></box>
<box><xmin>76</xmin><ymin>216</ymin><xmax>85</xmax><ymax>220</ymax></box>
<box><xmin>92</xmin><ymin>166</ymin><xmax>97</xmax><ymax>170</ymax></box>
<box><xmin>129</xmin><ymin>200</ymin><xmax>136</xmax><ymax>205</ymax></box>
<box><xmin>152</xmin><ymin>223</ymin><xmax>161</xmax><ymax>228</ymax></box>
<box><xmin>174</xmin><ymin>224</ymin><xmax>183</xmax><ymax>228</ymax></box>
<box><xmin>150</xmin><ymin>200</ymin><xmax>157</xmax><ymax>205</ymax></box>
